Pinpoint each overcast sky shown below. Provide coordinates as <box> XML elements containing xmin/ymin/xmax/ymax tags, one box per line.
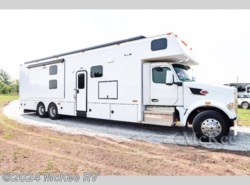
<box><xmin>0</xmin><ymin>10</ymin><xmax>249</xmax><ymax>84</ymax></box>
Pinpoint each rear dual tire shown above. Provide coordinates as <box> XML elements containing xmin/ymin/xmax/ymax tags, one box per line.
<box><xmin>37</xmin><ymin>103</ymin><xmax>60</xmax><ymax>120</ymax></box>
<box><xmin>37</xmin><ymin>103</ymin><xmax>47</xmax><ymax>118</ymax></box>
<box><xmin>48</xmin><ymin>103</ymin><xmax>60</xmax><ymax>120</ymax></box>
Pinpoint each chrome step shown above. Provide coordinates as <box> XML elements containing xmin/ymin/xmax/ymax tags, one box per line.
<box><xmin>143</xmin><ymin>106</ymin><xmax>175</xmax><ymax>126</ymax></box>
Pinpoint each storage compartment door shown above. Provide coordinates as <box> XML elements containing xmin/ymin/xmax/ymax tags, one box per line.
<box><xmin>88</xmin><ymin>103</ymin><xmax>111</xmax><ymax>120</ymax></box>
<box><xmin>99</xmin><ymin>81</ymin><xmax>118</xmax><ymax>99</ymax></box>
<box><xmin>110</xmin><ymin>104</ymin><xmax>138</xmax><ymax>122</ymax></box>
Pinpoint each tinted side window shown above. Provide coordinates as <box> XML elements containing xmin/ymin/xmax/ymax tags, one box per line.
<box><xmin>91</xmin><ymin>65</ymin><xmax>103</xmax><ymax>78</ymax></box>
<box><xmin>247</xmin><ymin>87</ymin><xmax>250</xmax><ymax>93</ymax></box>
<box><xmin>78</xmin><ymin>73</ymin><xmax>85</xmax><ymax>89</ymax></box>
<box><xmin>237</xmin><ymin>86</ymin><xmax>246</xmax><ymax>92</ymax></box>
<box><xmin>49</xmin><ymin>65</ymin><xmax>57</xmax><ymax>75</ymax></box>
<box><xmin>49</xmin><ymin>80</ymin><xmax>57</xmax><ymax>89</ymax></box>
<box><xmin>151</xmin><ymin>38</ymin><xmax>167</xmax><ymax>51</ymax></box>
<box><xmin>245</xmin><ymin>95</ymin><xmax>250</xmax><ymax>98</ymax></box>
<box><xmin>152</xmin><ymin>67</ymin><xmax>170</xmax><ymax>84</ymax></box>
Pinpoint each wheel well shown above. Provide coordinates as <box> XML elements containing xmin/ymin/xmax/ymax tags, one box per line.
<box><xmin>187</xmin><ymin>107</ymin><xmax>232</xmax><ymax>127</ymax></box>
<box><xmin>241</xmin><ymin>101</ymin><xmax>249</xmax><ymax>105</ymax></box>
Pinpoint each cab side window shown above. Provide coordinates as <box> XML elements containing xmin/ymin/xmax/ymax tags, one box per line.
<box><xmin>152</xmin><ymin>67</ymin><xmax>171</xmax><ymax>84</ymax></box>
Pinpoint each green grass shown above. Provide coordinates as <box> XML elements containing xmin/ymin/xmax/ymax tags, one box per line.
<box><xmin>13</xmin><ymin>148</ymin><xmax>24</xmax><ymax>161</ymax></box>
<box><xmin>0</xmin><ymin>94</ymin><xmax>18</xmax><ymax>101</ymax></box>
<box><xmin>0</xmin><ymin>94</ymin><xmax>18</xmax><ymax>111</ymax></box>
<box><xmin>0</xmin><ymin>151</ymin><xmax>3</xmax><ymax>161</ymax></box>
<box><xmin>238</xmin><ymin>108</ymin><xmax>250</xmax><ymax>126</ymax></box>
<box><xmin>0</xmin><ymin>95</ymin><xmax>18</xmax><ymax>140</ymax></box>
<box><xmin>3</xmin><ymin>132</ymin><xmax>13</xmax><ymax>139</ymax></box>
<box><xmin>43</xmin><ymin>160</ymin><xmax>54</xmax><ymax>173</ymax></box>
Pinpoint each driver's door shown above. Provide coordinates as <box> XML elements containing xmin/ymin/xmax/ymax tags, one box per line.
<box><xmin>150</xmin><ymin>65</ymin><xmax>178</xmax><ymax>105</ymax></box>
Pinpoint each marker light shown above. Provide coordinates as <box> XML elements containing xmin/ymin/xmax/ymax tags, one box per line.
<box><xmin>181</xmin><ymin>40</ymin><xmax>188</xmax><ymax>46</ymax></box>
<box><xmin>200</xmin><ymin>90</ymin><xmax>209</xmax><ymax>95</ymax></box>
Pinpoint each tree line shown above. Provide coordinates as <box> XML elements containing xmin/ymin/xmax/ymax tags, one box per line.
<box><xmin>0</xmin><ymin>69</ymin><xmax>19</xmax><ymax>94</ymax></box>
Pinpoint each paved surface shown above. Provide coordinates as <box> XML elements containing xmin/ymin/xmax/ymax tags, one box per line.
<box><xmin>3</xmin><ymin>100</ymin><xmax>250</xmax><ymax>151</ymax></box>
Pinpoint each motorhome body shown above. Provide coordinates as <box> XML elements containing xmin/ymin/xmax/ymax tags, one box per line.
<box><xmin>19</xmin><ymin>33</ymin><xmax>237</xmax><ymax>141</ymax></box>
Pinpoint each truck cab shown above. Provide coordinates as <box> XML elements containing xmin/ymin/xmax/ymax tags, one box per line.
<box><xmin>143</xmin><ymin>35</ymin><xmax>237</xmax><ymax>142</ymax></box>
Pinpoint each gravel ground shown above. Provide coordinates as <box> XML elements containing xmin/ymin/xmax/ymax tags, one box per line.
<box><xmin>3</xmin><ymin>100</ymin><xmax>250</xmax><ymax>152</ymax></box>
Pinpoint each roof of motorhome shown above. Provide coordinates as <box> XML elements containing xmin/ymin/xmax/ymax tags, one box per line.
<box><xmin>24</xmin><ymin>36</ymin><xmax>146</xmax><ymax>64</ymax></box>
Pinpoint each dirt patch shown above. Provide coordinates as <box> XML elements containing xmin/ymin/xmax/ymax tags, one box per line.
<box><xmin>0</xmin><ymin>116</ymin><xmax>250</xmax><ymax>175</ymax></box>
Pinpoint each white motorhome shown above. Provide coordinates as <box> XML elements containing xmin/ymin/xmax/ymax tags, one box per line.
<box><xmin>19</xmin><ymin>33</ymin><xmax>238</xmax><ymax>141</ymax></box>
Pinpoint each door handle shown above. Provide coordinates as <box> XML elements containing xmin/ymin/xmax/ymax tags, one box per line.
<box><xmin>76</xmin><ymin>89</ymin><xmax>79</xmax><ymax>93</ymax></box>
<box><xmin>151</xmin><ymin>99</ymin><xmax>159</xmax><ymax>102</ymax></box>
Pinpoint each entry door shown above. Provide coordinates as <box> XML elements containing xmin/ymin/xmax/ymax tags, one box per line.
<box><xmin>150</xmin><ymin>65</ymin><xmax>178</xmax><ymax>105</ymax></box>
<box><xmin>76</xmin><ymin>71</ymin><xmax>87</xmax><ymax>112</ymax></box>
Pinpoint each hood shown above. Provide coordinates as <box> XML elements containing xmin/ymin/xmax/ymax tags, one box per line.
<box><xmin>184</xmin><ymin>82</ymin><xmax>235</xmax><ymax>94</ymax></box>
<box><xmin>183</xmin><ymin>82</ymin><xmax>237</xmax><ymax>109</ymax></box>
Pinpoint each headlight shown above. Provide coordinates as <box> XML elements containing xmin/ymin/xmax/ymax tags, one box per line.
<box><xmin>227</xmin><ymin>102</ymin><xmax>235</xmax><ymax>110</ymax></box>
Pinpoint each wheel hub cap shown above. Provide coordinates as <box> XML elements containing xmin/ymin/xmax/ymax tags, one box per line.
<box><xmin>242</xmin><ymin>103</ymin><xmax>248</xmax><ymax>109</ymax></box>
<box><xmin>50</xmin><ymin>107</ymin><xmax>56</xmax><ymax>116</ymax></box>
<box><xmin>39</xmin><ymin>107</ymin><xmax>44</xmax><ymax>114</ymax></box>
<box><xmin>201</xmin><ymin>118</ymin><xmax>222</xmax><ymax>137</ymax></box>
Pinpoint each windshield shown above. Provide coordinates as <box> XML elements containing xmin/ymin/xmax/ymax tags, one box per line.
<box><xmin>173</xmin><ymin>64</ymin><xmax>192</xmax><ymax>82</ymax></box>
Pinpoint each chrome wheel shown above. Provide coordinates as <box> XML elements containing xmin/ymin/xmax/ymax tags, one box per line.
<box><xmin>37</xmin><ymin>103</ymin><xmax>47</xmax><ymax>118</ymax></box>
<box><xmin>48</xmin><ymin>103</ymin><xmax>60</xmax><ymax>120</ymax></box>
<box><xmin>201</xmin><ymin>118</ymin><xmax>222</xmax><ymax>137</ymax></box>
<box><xmin>193</xmin><ymin>110</ymin><xmax>230</xmax><ymax>142</ymax></box>
<box><xmin>50</xmin><ymin>106</ymin><xmax>56</xmax><ymax>117</ymax></box>
<box><xmin>38</xmin><ymin>106</ymin><xmax>45</xmax><ymax>115</ymax></box>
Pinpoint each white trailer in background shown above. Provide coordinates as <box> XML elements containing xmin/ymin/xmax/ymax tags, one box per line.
<box><xmin>19</xmin><ymin>33</ymin><xmax>238</xmax><ymax>141</ymax></box>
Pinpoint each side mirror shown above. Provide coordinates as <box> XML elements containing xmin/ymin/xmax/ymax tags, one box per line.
<box><xmin>192</xmin><ymin>77</ymin><xmax>196</xmax><ymax>81</ymax></box>
<box><xmin>166</xmin><ymin>71</ymin><xmax>174</xmax><ymax>85</ymax></box>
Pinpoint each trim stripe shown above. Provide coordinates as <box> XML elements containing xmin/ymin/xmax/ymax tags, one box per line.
<box><xmin>27</xmin><ymin>59</ymin><xmax>64</xmax><ymax>68</ymax></box>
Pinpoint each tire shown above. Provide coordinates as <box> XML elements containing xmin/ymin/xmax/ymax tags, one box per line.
<box><xmin>192</xmin><ymin>110</ymin><xmax>230</xmax><ymax>142</ymax></box>
<box><xmin>48</xmin><ymin>103</ymin><xmax>60</xmax><ymax>120</ymax></box>
<box><xmin>37</xmin><ymin>103</ymin><xmax>47</xmax><ymax>118</ymax></box>
<box><xmin>241</xmin><ymin>102</ymin><xmax>249</xmax><ymax>109</ymax></box>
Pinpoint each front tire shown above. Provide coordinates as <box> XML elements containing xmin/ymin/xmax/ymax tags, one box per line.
<box><xmin>192</xmin><ymin>110</ymin><xmax>230</xmax><ymax>142</ymax></box>
<box><xmin>48</xmin><ymin>103</ymin><xmax>60</xmax><ymax>120</ymax></box>
<box><xmin>37</xmin><ymin>103</ymin><xmax>47</xmax><ymax>118</ymax></box>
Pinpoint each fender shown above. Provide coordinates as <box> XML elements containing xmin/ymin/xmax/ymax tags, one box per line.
<box><xmin>177</xmin><ymin>100</ymin><xmax>237</xmax><ymax>127</ymax></box>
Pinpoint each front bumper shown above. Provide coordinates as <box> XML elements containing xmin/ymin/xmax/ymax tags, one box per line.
<box><xmin>232</xmin><ymin>117</ymin><xmax>238</xmax><ymax>136</ymax></box>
